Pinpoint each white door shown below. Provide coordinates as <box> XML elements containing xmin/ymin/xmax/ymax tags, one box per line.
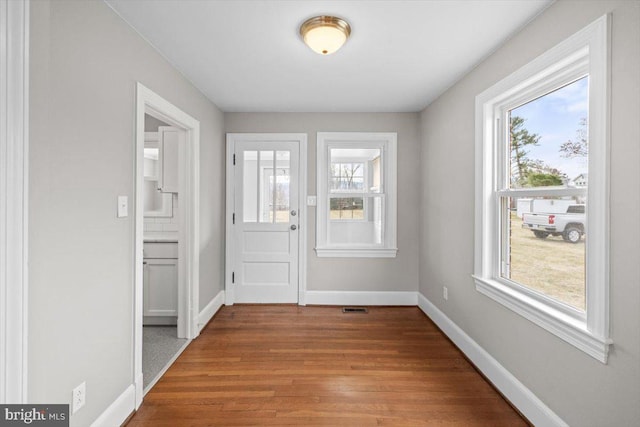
<box><xmin>230</xmin><ymin>138</ymin><xmax>300</xmax><ymax>303</ymax></box>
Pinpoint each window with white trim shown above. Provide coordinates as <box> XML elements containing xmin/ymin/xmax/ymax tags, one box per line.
<box><xmin>316</xmin><ymin>132</ymin><xmax>397</xmax><ymax>257</ymax></box>
<box><xmin>474</xmin><ymin>16</ymin><xmax>611</xmax><ymax>362</ymax></box>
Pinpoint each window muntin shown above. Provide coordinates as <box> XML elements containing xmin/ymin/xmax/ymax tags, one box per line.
<box><xmin>316</xmin><ymin>133</ymin><xmax>397</xmax><ymax>257</ymax></box>
<box><xmin>474</xmin><ymin>16</ymin><xmax>610</xmax><ymax>362</ymax></box>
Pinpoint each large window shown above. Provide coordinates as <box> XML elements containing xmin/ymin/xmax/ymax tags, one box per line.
<box><xmin>504</xmin><ymin>77</ymin><xmax>589</xmax><ymax>312</ymax></box>
<box><xmin>316</xmin><ymin>132</ymin><xmax>397</xmax><ymax>257</ymax></box>
<box><xmin>474</xmin><ymin>16</ymin><xmax>610</xmax><ymax>362</ymax></box>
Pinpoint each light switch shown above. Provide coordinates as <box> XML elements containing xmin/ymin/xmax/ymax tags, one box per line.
<box><xmin>307</xmin><ymin>196</ymin><xmax>317</xmax><ymax>206</ymax></box>
<box><xmin>117</xmin><ymin>196</ymin><xmax>128</xmax><ymax>218</ymax></box>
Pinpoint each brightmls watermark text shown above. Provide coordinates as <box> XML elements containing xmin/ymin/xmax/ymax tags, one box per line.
<box><xmin>0</xmin><ymin>405</ymin><xmax>68</xmax><ymax>427</ymax></box>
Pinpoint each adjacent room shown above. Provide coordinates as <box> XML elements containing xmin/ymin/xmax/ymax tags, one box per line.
<box><xmin>1</xmin><ymin>1</ymin><xmax>638</xmax><ymax>426</ymax></box>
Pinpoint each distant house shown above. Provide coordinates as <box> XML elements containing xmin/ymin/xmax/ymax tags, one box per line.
<box><xmin>573</xmin><ymin>173</ymin><xmax>588</xmax><ymax>187</ymax></box>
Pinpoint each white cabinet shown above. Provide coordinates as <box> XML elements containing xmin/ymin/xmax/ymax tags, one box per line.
<box><xmin>143</xmin><ymin>242</ymin><xmax>178</xmax><ymax>324</ymax></box>
<box><xmin>144</xmin><ymin>127</ymin><xmax>179</xmax><ymax>194</ymax></box>
<box><xmin>144</xmin><ymin>128</ymin><xmax>180</xmax><ymax>217</ymax></box>
<box><xmin>158</xmin><ymin>126</ymin><xmax>179</xmax><ymax>193</ymax></box>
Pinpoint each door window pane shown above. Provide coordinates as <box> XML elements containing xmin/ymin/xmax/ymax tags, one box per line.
<box><xmin>259</xmin><ymin>151</ymin><xmax>274</xmax><ymax>223</ymax></box>
<box><xmin>274</xmin><ymin>151</ymin><xmax>290</xmax><ymax>223</ymax></box>
<box><xmin>243</xmin><ymin>150</ymin><xmax>291</xmax><ymax>224</ymax></box>
<box><xmin>243</xmin><ymin>151</ymin><xmax>258</xmax><ymax>222</ymax></box>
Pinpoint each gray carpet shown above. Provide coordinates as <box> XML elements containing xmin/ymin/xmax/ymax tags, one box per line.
<box><xmin>143</xmin><ymin>326</ymin><xmax>189</xmax><ymax>391</ymax></box>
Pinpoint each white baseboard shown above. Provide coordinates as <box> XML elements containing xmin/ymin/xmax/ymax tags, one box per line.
<box><xmin>90</xmin><ymin>384</ymin><xmax>135</xmax><ymax>427</ymax></box>
<box><xmin>417</xmin><ymin>293</ymin><xmax>568</xmax><ymax>427</ymax></box>
<box><xmin>134</xmin><ymin>372</ymin><xmax>143</xmax><ymax>409</ymax></box>
<box><xmin>198</xmin><ymin>290</ymin><xmax>225</xmax><ymax>332</ymax></box>
<box><xmin>304</xmin><ymin>291</ymin><xmax>418</xmax><ymax>306</ymax></box>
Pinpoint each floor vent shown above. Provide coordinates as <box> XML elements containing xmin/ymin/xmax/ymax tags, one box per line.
<box><xmin>342</xmin><ymin>307</ymin><xmax>368</xmax><ymax>314</ymax></box>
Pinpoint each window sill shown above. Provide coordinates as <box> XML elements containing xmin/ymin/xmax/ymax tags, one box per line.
<box><xmin>315</xmin><ymin>247</ymin><xmax>397</xmax><ymax>258</ymax></box>
<box><xmin>473</xmin><ymin>276</ymin><xmax>611</xmax><ymax>363</ymax></box>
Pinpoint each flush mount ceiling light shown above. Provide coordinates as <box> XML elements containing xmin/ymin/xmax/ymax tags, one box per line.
<box><xmin>300</xmin><ymin>16</ymin><xmax>351</xmax><ymax>55</ymax></box>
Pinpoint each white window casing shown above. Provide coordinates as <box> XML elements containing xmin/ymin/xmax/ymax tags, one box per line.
<box><xmin>316</xmin><ymin>132</ymin><xmax>398</xmax><ymax>258</ymax></box>
<box><xmin>474</xmin><ymin>15</ymin><xmax>611</xmax><ymax>362</ymax></box>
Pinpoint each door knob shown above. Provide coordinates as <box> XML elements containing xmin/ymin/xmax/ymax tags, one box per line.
<box><xmin>291</xmin><ymin>210</ymin><xmax>297</xmax><ymax>216</ymax></box>
<box><xmin>290</xmin><ymin>225</ymin><xmax>297</xmax><ymax>231</ymax></box>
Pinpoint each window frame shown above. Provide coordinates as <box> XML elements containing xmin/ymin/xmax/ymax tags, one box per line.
<box><xmin>474</xmin><ymin>15</ymin><xmax>611</xmax><ymax>362</ymax></box>
<box><xmin>316</xmin><ymin>132</ymin><xmax>398</xmax><ymax>258</ymax></box>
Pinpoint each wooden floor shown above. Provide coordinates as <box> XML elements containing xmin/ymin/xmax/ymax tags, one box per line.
<box><xmin>126</xmin><ymin>305</ymin><xmax>528</xmax><ymax>426</ymax></box>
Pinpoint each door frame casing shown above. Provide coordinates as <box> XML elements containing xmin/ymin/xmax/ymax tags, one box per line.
<box><xmin>225</xmin><ymin>133</ymin><xmax>308</xmax><ymax>305</ymax></box>
<box><xmin>0</xmin><ymin>0</ymin><xmax>29</xmax><ymax>404</ymax></box>
<box><xmin>134</xmin><ymin>83</ymin><xmax>200</xmax><ymax>407</ymax></box>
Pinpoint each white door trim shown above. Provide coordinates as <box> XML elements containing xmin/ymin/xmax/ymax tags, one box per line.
<box><xmin>225</xmin><ymin>133</ymin><xmax>307</xmax><ymax>305</ymax></box>
<box><xmin>134</xmin><ymin>83</ymin><xmax>200</xmax><ymax>407</ymax></box>
<box><xmin>0</xmin><ymin>0</ymin><xmax>29</xmax><ymax>404</ymax></box>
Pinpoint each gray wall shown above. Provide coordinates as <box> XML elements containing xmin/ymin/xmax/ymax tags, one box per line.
<box><xmin>225</xmin><ymin>113</ymin><xmax>420</xmax><ymax>293</ymax></box>
<box><xmin>28</xmin><ymin>1</ymin><xmax>224</xmax><ymax>426</ymax></box>
<box><xmin>419</xmin><ymin>1</ymin><xmax>640</xmax><ymax>425</ymax></box>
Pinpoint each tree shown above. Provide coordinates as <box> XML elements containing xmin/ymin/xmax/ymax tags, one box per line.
<box><xmin>527</xmin><ymin>173</ymin><xmax>564</xmax><ymax>187</ymax></box>
<box><xmin>341</xmin><ymin>163</ymin><xmax>361</xmax><ymax>190</ymax></box>
<box><xmin>510</xmin><ymin>115</ymin><xmax>541</xmax><ymax>186</ymax></box>
<box><xmin>331</xmin><ymin>162</ymin><xmax>361</xmax><ymax>190</ymax></box>
<box><xmin>330</xmin><ymin>162</ymin><xmax>362</xmax><ymax>218</ymax></box>
<box><xmin>560</xmin><ymin>117</ymin><xmax>588</xmax><ymax>158</ymax></box>
<box><xmin>528</xmin><ymin>160</ymin><xmax>568</xmax><ymax>183</ymax></box>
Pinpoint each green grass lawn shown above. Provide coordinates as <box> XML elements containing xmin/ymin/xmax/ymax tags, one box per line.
<box><xmin>508</xmin><ymin>214</ymin><xmax>585</xmax><ymax>311</ymax></box>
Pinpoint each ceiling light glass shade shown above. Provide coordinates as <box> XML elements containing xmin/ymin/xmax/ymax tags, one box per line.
<box><xmin>300</xmin><ymin>16</ymin><xmax>351</xmax><ymax>55</ymax></box>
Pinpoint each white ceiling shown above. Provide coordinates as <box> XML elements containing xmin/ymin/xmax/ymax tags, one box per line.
<box><xmin>105</xmin><ymin>0</ymin><xmax>552</xmax><ymax>113</ymax></box>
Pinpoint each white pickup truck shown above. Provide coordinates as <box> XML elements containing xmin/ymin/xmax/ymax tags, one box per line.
<box><xmin>521</xmin><ymin>204</ymin><xmax>586</xmax><ymax>243</ymax></box>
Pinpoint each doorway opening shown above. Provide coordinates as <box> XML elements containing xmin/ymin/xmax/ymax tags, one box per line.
<box><xmin>141</xmin><ymin>116</ymin><xmax>188</xmax><ymax>393</ymax></box>
<box><xmin>134</xmin><ymin>83</ymin><xmax>200</xmax><ymax>407</ymax></box>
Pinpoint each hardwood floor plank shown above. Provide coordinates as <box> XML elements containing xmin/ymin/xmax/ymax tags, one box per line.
<box><xmin>126</xmin><ymin>306</ymin><xmax>528</xmax><ymax>426</ymax></box>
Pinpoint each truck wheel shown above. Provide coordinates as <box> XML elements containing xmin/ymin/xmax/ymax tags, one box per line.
<box><xmin>533</xmin><ymin>231</ymin><xmax>549</xmax><ymax>239</ymax></box>
<box><xmin>563</xmin><ymin>227</ymin><xmax>582</xmax><ymax>243</ymax></box>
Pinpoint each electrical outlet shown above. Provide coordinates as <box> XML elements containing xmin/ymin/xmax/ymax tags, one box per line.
<box><xmin>443</xmin><ymin>286</ymin><xmax>448</xmax><ymax>301</ymax></box>
<box><xmin>72</xmin><ymin>382</ymin><xmax>86</xmax><ymax>414</ymax></box>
